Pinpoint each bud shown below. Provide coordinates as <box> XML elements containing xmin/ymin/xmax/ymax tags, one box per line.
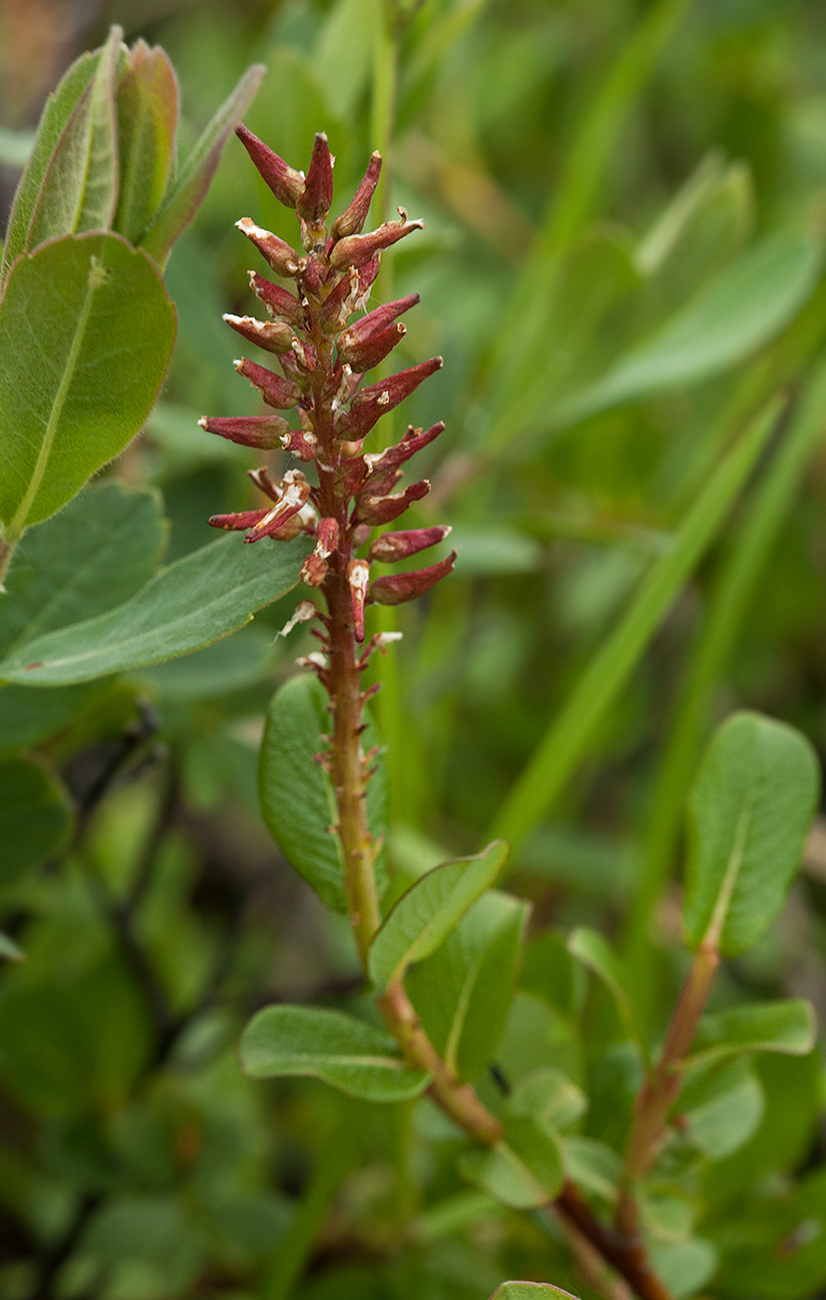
<box><xmin>348</xmin><ymin>559</ymin><xmax>370</xmax><ymax>642</ymax></box>
<box><xmin>234</xmin><ymin>357</ymin><xmax>303</xmax><ymax>409</ymax></box>
<box><xmin>297</xmin><ymin>132</ymin><xmax>334</xmax><ymax>224</ymax></box>
<box><xmin>198</xmin><ymin>414</ymin><xmax>290</xmax><ymax>449</ymax></box>
<box><xmin>343</xmin><ymin>294</ymin><xmax>420</xmax><ymax>345</ymax></box>
<box><xmin>363</xmin><ymin>421</ymin><xmax>446</xmax><ymax>478</ymax></box>
<box><xmin>330</xmin><ymin>212</ymin><xmax>425</xmax><ymax>271</ymax></box>
<box><xmin>224</xmin><ymin>313</ymin><xmax>294</xmax><ymax>354</ymax></box>
<box><xmin>236</xmin><ymin>125</ymin><xmax>304</xmax><ymax>207</ymax></box>
<box><xmin>353</xmin><ymin>480</ymin><xmax>430</xmax><ymax>526</ymax></box>
<box><xmin>337</xmin><ymin>357</ymin><xmax>443</xmax><ymax>440</ymax></box>
<box><xmin>283</xmin><ymin>428</ymin><xmax>318</xmax><ymax>460</ymax></box>
<box><xmin>250</xmin><ymin>273</ymin><xmax>306</xmax><ymax>328</ymax></box>
<box><xmin>338</xmin><ymin>321</ymin><xmax>406</xmax><ymax>372</ymax></box>
<box><xmin>370</xmin><ymin>552</ymin><xmax>457</xmax><ymax>605</ymax></box>
<box><xmin>331</xmin><ymin>152</ymin><xmax>382</xmax><ymax>240</ymax></box>
<box><xmin>368</xmin><ymin>526</ymin><xmax>451</xmax><ymax>563</ymax></box>
<box><xmin>236</xmin><ymin>218</ymin><xmax>299</xmax><ymax>277</ymax></box>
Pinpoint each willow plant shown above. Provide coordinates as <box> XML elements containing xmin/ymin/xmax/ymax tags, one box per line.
<box><xmin>198</xmin><ymin>128</ymin><xmax>820</xmax><ymax>1300</ymax></box>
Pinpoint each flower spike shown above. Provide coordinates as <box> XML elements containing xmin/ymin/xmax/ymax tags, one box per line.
<box><xmin>205</xmin><ymin>127</ymin><xmax>452</xmax><ymax>683</ymax></box>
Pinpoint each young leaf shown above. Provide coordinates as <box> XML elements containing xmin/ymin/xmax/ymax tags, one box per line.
<box><xmin>0</xmin><ymin>232</ymin><xmax>175</xmax><ymax>539</ymax></box>
<box><xmin>2</xmin><ymin>46</ymin><xmax>100</xmax><ymax>285</ymax></box>
<box><xmin>406</xmin><ymin>891</ymin><xmax>528</xmax><ymax>1082</ymax></box>
<box><xmin>562</xmin><ymin>1136</ymin><xmax>623</xmax><ymax>1203</ymax></box>
<box><xmin>27</xmin><ymin>25</ymin><xmax>122</xmax><ymax>249</ymax></box>
<box><xmin>567</xmin><ymin>927</ymin><xmax>648</xmax><ymax>1062</ymax></box>
<box><xmin>113</xmin><ymin>41</ymin><xmax>179</xmax><ymax>245</ymax></box>
<box><xmin>259</xmin><ymin>674</ymin><xmax>387</xmax><ymax>914</ymax></box>
<box><xmin>140</xmin><ymin>64</ymin><xmax>265</xmax><ymax>267</ymax></box>
<box><xmin>368</xmin><ymin>841</ymin><xmax>509</xmax><ymax>992</ymax></box>
<box><xmin>458</xmin><ymin>1113</ymin><xmax>565</xmax><ymax>1209</ymax></box>
<box><xmin>490</xmin><ymin>1286</ymin><xmax>581</xmax><ymax>1300</ymax></box>
<box><xmin>686</xmin><ymin>999</ymin><xmax>817</xmax><ymax>1067</ymax></box>
<box><xmin>507</xmin><ymin>1068</ymin><xmax>587</xmax><ymax>1132</ymax></box>
<box><xmin>0</xmin><ymin>757</ymin><xmax>73</xmax><ymax>883</ymax></box>
<box><xmin>682</xmin><ymin>712</ymin><xmax>820</xmax><ymax>955</ymax></box>
<box><xmin>0</xmin><ymin>533</ymin><xmax>309</xmax><ymax>685</ymax></box>
<box><xmin>556</xmin><ymin>230</ymin><xmax>822</xmax><ymax>424</ymax></box>
<box><xmin>239</xmin><ymin>1005</ymin><xmax>430</xmax><ymax>1102</ymax></box>
<box><xmin>0</xmin><ymin>483</ymin><xmax>166</xmax><ymax>659</ymax></box>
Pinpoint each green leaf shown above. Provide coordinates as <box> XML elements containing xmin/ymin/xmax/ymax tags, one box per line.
<box><xmin>0</xmin><ymin>682</ymin><xmax>106</xmax><ymax>756</ymax></box>
<box><xmin>0</xmin><ymin>483</ymin><xmax>167</xmax><ymax>659</ymax></box>
<box><xmin>141</xmin><ymin>64</ymin><xmax>265</xmax><ymax>267</ymax></box>
<box><xmin>0</xmin><ymin>533</ymin><xmax>308</xmax><ymax>685</ymax></box>
<box><xmin>2</xmin><ymin>46</ymin><xmax>100</xmax><ymax>285</ymax></box>
<box><xmin>0</xmin><ymin>933</ymin><xmax>24</xmax><ymax>962</ymax></box>
<box><xmin>682</xmin><ymin>712</ymin><xmax>819</xmax><ymax>955</ymax></box>
<box><xmin>557</xmin><ymin>231</ymin><xmax>822</xmax><ymax>424</ymax></box>
<box><xmin>490</xmin><ymin>1284</ymin><xmax>582</xmax><ymax>1299</ymax></box>
<box><xmin>458</xmin><ymin>1114</ymin><xmax>565</xmax><ymax>1209</ymax></box>
<box><xmin>239</xmin><ymin>1004</ymin><xmax>430</xmax><ymax>1102</ymax></box>
<box><xmin>491</xmin><ymin>398</ymin><xmax>782</xmax><ymax>851</ymax></box>
<box><xmin>406</xmin><ymin>891</ymin><xmax>528</xmax><ymax>1082</ymax></box>
<box><xmin>114</xmin><ymin>41</ymin><xmax>178</xmax><ymax>245</ymax></box>
<box><xmin>687</xmin><ymin>1000</ymin><xmax>817</xmax><ymax>1067</ymax></box>
<box><xmin>0</xmin><ymin>757</ymin><xmax>73</xmax><ymax>883</ymax></box>
<box><xmin>507</xmin><ymin>1068</ymin><xmax>587</xmax><ymax>1131</ymax></box>
<box><xmin>679</xmin><ymin>1058</ymin><xmax>765</xmax><ymax>1160</ymax></box>
<box><xmin>648</xmin><ymin>1238</ymin><xmax>717</xmax><ymax>1300</ymax></box>
<box><xmin>258</xmin><ymin>673</ymin><xmax>386</xmax><ymax>915</ymax></box>
<box><xmin>567</xmin><ymin>927</ymin><xmax>648</xmax><ymax>1061</ymax></box>
<box><xmin>27</xmin><ymin>25</ymin><xmax>121</xmax><ymax>249</ymax></box>
<box><xmin>369</xmin><ymin>841</ymin><xmax>509</xmax><ymax>992</ymax></box>
<box><xmin>562</xmin><ymin>1136</ymin><xmax>622</xmax><ymax>1203</ymax></box>
<box><xmin>0</xmin><ymin>232</ymin><xmax>175</xmax><ymax>538</ymax></box>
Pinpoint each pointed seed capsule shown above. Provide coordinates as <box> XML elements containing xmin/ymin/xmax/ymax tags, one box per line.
<box><xmin>369</xmin><ymin>552</ymin><xmax>457</xmax><ymax>605</ymax></box>
<box><xmin>236</xmin><ymin>124</ymin><xmax>304</xmax><ymax>207</ymax></box>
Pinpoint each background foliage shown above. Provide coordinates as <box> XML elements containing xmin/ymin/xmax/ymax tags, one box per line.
<box><xmin>2</xmin><ymin>0</ymin><xmax>826</xmax><ymax>1297</ymax></box>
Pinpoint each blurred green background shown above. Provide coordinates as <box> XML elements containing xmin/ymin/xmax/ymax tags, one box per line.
<box><xmin>2</xmin><ymin>1</ymin><xmax>826</xmax><ymax>1296</ymax></box>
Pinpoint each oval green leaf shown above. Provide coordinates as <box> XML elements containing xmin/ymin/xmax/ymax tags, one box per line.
<box><xmin>0</xmin><ymin>232</ymin><xmax>176</xmax><ymax>538</ymax></box>
<box><xmin>687</xmin><ymin>999</ymin><xmax>817</xmax><ymax>1068</ymax></box>
<box><xmin>239</xmin><ymin>1004</ymin><xmax>430</xmax><ymax>1102</ymax></box>
<box><xmin>682</xmin><ymin>711</ymin><xmax>820</xmax><ymax>955</ymax></box>
<box><xmin>259</xmin><ymin>673</ymin><xmax>387</xmax><ymax>914</ymax></box>
<box><xmin>0</xmin><ymin>533</ymin><xmax>308</xmax><ymax>684</ymax></box>
<box><xmin>407</xmin><ymin>891</ymin><xmax>528</xmax><ymax>1083</ymax></box>
<box><xmin>567</xmin><ymin>926</ymin><xmax>648</xmax><ymax>1062</ymax></box>
<box><xmin>369</xmin><ymin>841</ymin><xmax>509</xmax><ymax>993</ymax></box>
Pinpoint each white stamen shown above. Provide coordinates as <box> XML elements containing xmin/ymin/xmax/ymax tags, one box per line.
<box><xmin>297</xmin><ymin>652</ymin><xmax>327</xmax><ymax>670</ymax></box>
